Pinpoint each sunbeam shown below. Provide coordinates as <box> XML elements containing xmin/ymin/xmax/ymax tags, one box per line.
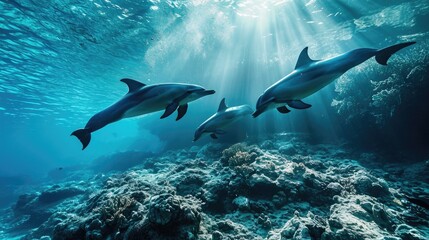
<box><xmin>0</xmin><ymin>1</ymin><xmax>428</xmax><ymax>239</ymax></box>
<box><xmin>138</xmin><ymin>0</ymin><xmax>426</xmax><ymax>143</ymax></box>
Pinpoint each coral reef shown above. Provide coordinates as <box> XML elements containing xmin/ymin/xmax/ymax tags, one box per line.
<box><xmin>0</xmin><ymin>135</ymin><xmax>428</xmax><ymax>239</ymax></box>
<box><xmin>9</xmin><ymin>183</ymin><xmax>86</xmax><ymax>233</ymax></box>
<box><xmin>332</xmin><ymin>39</ymin><xmax>429</xmax><ymax>154</ymax></box>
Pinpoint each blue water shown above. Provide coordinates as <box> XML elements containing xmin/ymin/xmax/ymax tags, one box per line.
<box><xmin>0</xmin><ymin>1</ymin><xmax>428</xmax><ymax>237</ymax></box>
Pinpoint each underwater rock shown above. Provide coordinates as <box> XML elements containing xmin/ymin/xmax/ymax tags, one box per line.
<box><xmin>325</xmin><ymin>195</ymin><xmax>401</xmax><ymax>239</ymax></box>
<box><xmin>3</xmin><ymin>137</ymin><xmax>429</xmax><ymax>240</ymax></box>
<box><xmin>13</xmin><ymin>193</ymin><xmax>39</xmax><ymax>216</ymax></box>
<box><xmin>247</xmin><ymin>173</ymin><xmax>280</xmax><ymax>199</ymax></box>
<box><xmin>52</xmin><ymin>214</ymin><xmax>87</xmax><ymax>240</ymax></box>
<box><xmin>395</xmin><ymin>224</ymin><xmax>426</xmax><ymax>240</ymax></box>
<box><xmin>278</xmin><ymin>144</ymin><xmax>297</xmax><ymax>156</ymax></box>
<box><xmin>195</xmin><ymin>143</ymin><xmax>224</xmax><ymax>160</ymax></box>
<box><xmin>279</xmin><ymin>211</ymin><xmax>327</xmax><ymax>240</ymax></box>
<box><xmin>174</xmin><ymin>172</ymin><xmax>206</xmax><ymax>196</ymax></box>
<box><xmin>220</xmin><ymin>143</ymin><xmax>259</xmax><ymax>166</ymax></box>
<box><xmin>260</xmin><ymin>140</ymin><xmax>275</xmax><ymax>150</ymax></box>
<box><xmin>371</xmin><ymin>202</ymin><xmax>396</xmax><ymax>231</ymax></box>
<box><xmin>272</xmin><ymin>191</ymin><xmax>288</xmax><ymax>208</ymax></box>
<box><xmin>351</xmin><ymin>170</ymin><xmax>390</xmax><ymax>197</ymax></box>
<box><xmin>214</xmin><ymin>219</ymin><xmax>261</xmax><ymax>240</ymax></box>
<box><xmin>11</xmin><ymin>184</ymin><xmax>86</xmax><ymax>233</ymax></box>
<box><xmin>22</xmin><ymin>212</ymin><xmax>71</xmax><ymax>240</ymax></box>
<box><xmin>38</xmin><ymin>185</ymin><xmax>85</xmax><ymax>204</ymax></box>
<box><xmin>149</xmin><ymin>194</ymin><xmax>187</xmax><ymax>225</ymax></box>
<box><xmin>14</xmin><ymin>184</ymin><xmax>85</xmax><ymax>215</ymax></box>
<box><xmin>257</xmin><ymin>213</ymin><xmax>272</xmax><ymax>230</ymax></box>
<box><xmin>325</xmin><ymin>182</ymin><xmax>344</xmax><ymax>196</ymax></box>
<box><xmin>126</xmin><ymin>193</ymin><xmax>201</xmax><ymax>240</ymax></box>
<box><xmin>200</xmin><ymin>176</ymin><xmax>232</xmax><ymax>213</ymax></box>
<box><xmin>211</xmin><ymin>230</ymin><xmax>224</xmax><ymax>240</ymax></box>
<box><xmin>332</xmin><ymin>40</ymin><xmax>429</xmax><ymax>154</ymax></box>
<box><xmin>232</xmin><ymin>196</ymin><xmax>250</xmax><ymax>211</ymax></box>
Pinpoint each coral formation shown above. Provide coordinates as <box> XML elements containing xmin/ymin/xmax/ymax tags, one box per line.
<box><xmin>332</xmin><ymin>39</ymin><xmax>429</xmax><ymax>154</ymax></box>
<box><xmin>0</xmin><ymin>135</ymin><xmax>428</xmax><ymax>239</ymax></box>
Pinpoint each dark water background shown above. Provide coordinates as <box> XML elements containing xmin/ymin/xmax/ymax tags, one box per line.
<box><xmin>1</xmin><ymin>0</ymin><xmax>428</xmax><ymax>207</ymax></box>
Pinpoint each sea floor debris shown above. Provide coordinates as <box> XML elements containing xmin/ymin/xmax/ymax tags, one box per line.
<box><xmin>0</xmin><ymin>133</ymin><xmax>428</xmax><ymax>240</ymax></box>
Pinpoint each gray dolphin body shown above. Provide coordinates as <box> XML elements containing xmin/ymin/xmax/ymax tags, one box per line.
<box><xmin>72</xmin><ymin>78</ymin><xmax>215</xmax><ymax>149</ymax></box>
<box><xmin>253</xmin><ymin>42</ymin><xmax>416</xmax><ymax>117</ymax></box>
<box><xmin>194</xmin><ymin>98</ymin><xmax>253</xmax><ymax>141</ymax></box>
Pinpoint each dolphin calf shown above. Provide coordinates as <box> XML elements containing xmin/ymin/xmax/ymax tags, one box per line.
<box><xmin>72</xmin><ymin>78</ymin><xmax>215</xmax><ymax>149</ymax></box>
<box><xmin>252</xmin><ymin>42</ymin><xmax>416</xmax><ymax>117</ymax></box>
<box><xmin>193</xmin><ymin>98</ymin><xmax>253</xmax><ymax>141</ymax></box>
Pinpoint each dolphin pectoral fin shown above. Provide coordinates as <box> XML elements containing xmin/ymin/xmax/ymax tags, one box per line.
<box><xmin>120</xmin><ymin>78</ymin><xmax>146</xmax><ymax>93</ymax></box>
<box><xmin>163</xmin><ymin>91</ymin><xmax>193</xmax><ymax>119</ymax></box>
<box><xmin>176</xmin><ymin>104</ymin><xmax>188</xmax><ymax>121</ymax></box>
<box><xmin>161</xmin><ymin>102</ymin><xmax>179</xmax><ymax>119</ymax></box>
<box><xmin>277</xmin><ymin>106</ymin><xmax>291</xmax><ymax>114</ymax></box>
<box><xmin>71</xmin><ymin>129</ymin><xmax>91</xmax><ymax>150</ymax></box>
<box><xmin>210</xmin><ymin>133</ymin><xmax>218</xmax><ymax>139</ymax></box>
<box><xmin>286</xmin><ymin>100</ymin><xmax>312</xmax><ymax>109</ymax></box>
<box><xmin>375</xmin><ymin>42</ymin><xmax>416</xmax><ymax>65</ymax></box>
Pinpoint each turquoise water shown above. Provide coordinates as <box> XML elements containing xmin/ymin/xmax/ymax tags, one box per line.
<box><xmin>0</xmin><ymin>1</ymin><xmax>428</xmax><ymax>239</ymax></box>
<box><xmin>1</xmin><ymin>0</ymin><xmax>428</xmax><ymax>187</ymax></box>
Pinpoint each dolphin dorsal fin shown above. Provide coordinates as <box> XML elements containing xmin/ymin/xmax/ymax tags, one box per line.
<box><xmin>120</xmin><ymin>78</ymin><xmax>146</xmax><ymax>93</ymax></box>
<box><xmin>295</xmin><ymin>47</ymin><xmax>317</xmax><ymax>69</ymax></box>
<box><xmin>218</xmin><ymin>98</ymin><xmax>228</xmax><ymax>112</ymax></box>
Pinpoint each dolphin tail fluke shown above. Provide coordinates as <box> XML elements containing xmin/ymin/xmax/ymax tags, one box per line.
<box><xmin>71</xmin><ymin>129</ymin><xmax>91</xmax><ymax>150</ymax></box>
<box><xmin>375</xmin><ymin>42</ymin><xmax>416</xmax><ymax>65</ymax></box>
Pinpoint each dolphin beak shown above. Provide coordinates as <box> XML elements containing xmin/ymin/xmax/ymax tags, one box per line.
<box><xmin>202</xmin><ymin>90</ymin><xmax>215</xmax><ymax>95</ymax></box>
<box><xmin>193</xmin><ymin>131</ymin><xmax>203</xmax><ymax>142</ymax></box>
<box><xmin>252</xmin><ymin>109</ymin><xmax>263</xmax><ymax>118</ymax></box>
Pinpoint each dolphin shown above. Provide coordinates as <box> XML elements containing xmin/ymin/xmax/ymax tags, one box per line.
<box><xmin>193</xmin><ymin>98</ymin><xmax>253</xmax><ymax>141</ymax></box>
<box><xmin>252</xmin><ymin>42</ymin><xmax>416</xmax><ymax>117</ymax></box>
<box><xmin>71</xmin><ymin>78</ymin><xmax>215</xmax><ymax>150</ymax></box>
